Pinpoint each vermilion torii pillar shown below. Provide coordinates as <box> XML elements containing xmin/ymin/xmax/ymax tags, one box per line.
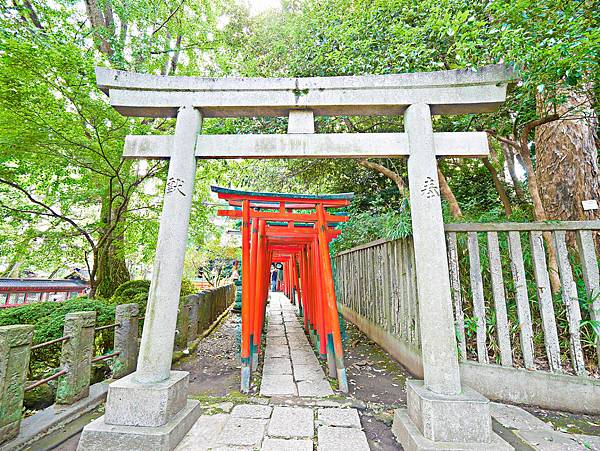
<box><xmin>212</xmin><ymin>186</ymin><xmax>351</xmax><ymax>393</ymax></box>
<box><xmin>80</xmin><ymin>65</ymin><xmax>516</xmax><ymax>451</ymax></box>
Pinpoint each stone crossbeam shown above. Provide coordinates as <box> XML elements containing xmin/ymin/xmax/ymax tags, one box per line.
<box><xmin>95</xmin><ymin>65</ymin><xmax>515</xmax><ymax>118</ymax></box>
<box><xmin>123</xmin><ymin>132</ymin><xmax>489</xmax><ymax>159</ymax></box>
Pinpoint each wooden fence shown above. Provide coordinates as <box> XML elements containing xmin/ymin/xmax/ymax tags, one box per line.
<box><xmin>334</xmin><ymin>221</ymin><xmax>600</xmax><ymax>379</ymax></box>
<box><xmin>335</xmin><ymin>238</ymin><xmax>420</xmax><ymax>352</ymax></box>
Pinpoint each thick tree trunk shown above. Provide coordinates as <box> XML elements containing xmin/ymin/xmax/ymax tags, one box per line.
<box><xmin>500</xmin><ymin>141</ymin><xmax>526</xmax><ymax>201</ymax></box>
<box><xmin>89</xmin><ymin>196</ymin><xmax>130</xmax><ymax>298</ymax></box>
<box><xmin>93</xmin><ymin>234</ymin><xmax>130</xmax><ymax>298</ymax></box>
<box><xmin>535</xmin><ymin>90</ymin><xmax>599</xmax><ymax>223</ymax></box>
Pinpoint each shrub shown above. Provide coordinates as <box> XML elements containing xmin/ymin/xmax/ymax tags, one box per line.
<box><xmin>109</xmin><ymin>280</ymin><xmax>151</xmax><ymax>317</ymax></box>
<box><xmin>0</xmin><ymin>298</ymin><xmax>115</xmax><ymax>379</ymax></box>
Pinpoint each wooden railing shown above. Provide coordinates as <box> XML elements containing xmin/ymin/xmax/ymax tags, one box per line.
<box><xmin>335</xmin><ymin>237</ymin><xmax>420</xmax><ymax>351</ymax></box>
<box><xmin>446</xmin><ymin>221</ymin><xmax>599</xmax><ymax>376</ymax></box>
<box><xmin>334</xmin><ymin>221</ymin><xmax>600</xmax><ymax>378</ymax></box>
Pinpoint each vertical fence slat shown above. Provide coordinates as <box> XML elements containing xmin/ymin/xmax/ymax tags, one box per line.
<box><xmin>529</xmin><ymin>231</ymin><xmax>562</xmax><ymax>372</ymax></box>
<box><xmin>487</xmin><ymin>232</ymin><xmax>513</xmax><ymax>367</ymax></box>
<box><xmin>554</xmin><ymin>231</ymin><xmax>587</xmax><ymax>375</ymax></box>
<box><xmin>467</xmin><ymin>232</ymin><xmax>488</xmax><ymax>364</ymax></box>
<box><xmin>576</xmin><ymin>230</ymin><xmax>600</xmax><ymax>365</ymax></box>
<box><xmin>447</xmin><ymin>232</ymin><xmax>467</xmax><ymax>361</ymax></box>
<box><xmin>508</xmin><ymin>231</ymin><xmax>536</xmax><ymax>370</ymax></box>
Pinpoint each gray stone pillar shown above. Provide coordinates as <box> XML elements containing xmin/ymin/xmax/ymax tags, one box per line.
<box><xmin>112</xmin><ymin>303</ymin><xmax>139</xmax><ymax>379</ymax></box>
<box><xmin>136</xmin><ymin>105</ymin><xmax>202</xmax><ymax>383</ymax></box>
<box><xmin>175</xmin><ymin>298</ymin><xmax>191</xmax><ymax>351</ymax></box>
<box><xmin>405</xmin><ymin>103</ymin><xmax>461</xmax><ymax>396</ymax></box>
<box><xmin>0</xmin><ymin>325</ymin><xmax>33</xmax><ymax>444</ymax></box>
<box><xmin>188</xmin><ymin>295</ymin><xmax>199</xmax><ymax>342</ymax></box>
<box><xmin>392</xmin><ymin>104</ymin><xmax>511</xmax><ymax>450</ymax></box>
<box><xmin>78</xmin><ymin>106</ymin><xmax>202</xmax><ymax>450</ymax></box>
<box><xmin>56</xmin><ymin>311</ymin><xmax>96</xmax><ymax>405</ymax></box>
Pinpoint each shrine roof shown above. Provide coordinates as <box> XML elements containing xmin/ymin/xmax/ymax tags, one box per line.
<box><xmin>211</xmin><ymin>186</ymin><xmax>353</xmax><ymax>206</ymax></box>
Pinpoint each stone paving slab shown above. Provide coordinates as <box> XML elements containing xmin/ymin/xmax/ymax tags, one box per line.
<box><xmin>516</xmin><ymin>429</ymin><xmax>589</xmax><ymax>450</ymax></box>
<box><xmin>267</xmin><ymin>407</ymin><xmax>314</xmax><ymax>438</ymax></box>
<box><xmin>231</xmin><ymin>404</ymin><xmax>273</xmax><ymax>419</ymax></box>
<box><xmin>266</xmin><ymin>331</ymin><xmax>286</xmax><ymax>338</ymax></box>
<box><xmin>260</xmin><ymin>375</ymin><xmax>298</xmax><ymax>396</ymax></box>
<box><xmin>490</xmin><ymin>402</ymin><xmax>553</xmax><ymax>432</ymax></box>
<box><xmin>298</xmin><ymin>380</ymin><xmax>334</xmax><ymax>397</ymax></box>
<box><xmin>261</xmin><ymin>438</ymin><xmax>313</xmax><ymax>451</ymax></box>
<box><xmin>317</xmin><ymin>425</ymin><xmax>370</xmax><ymax>451</ymax></box>
<box><xmin>217</xmin><ymin>417</ymin><xmax>267</xmax><ymax>447</ymax></box>
<box><xmin>266</xmin><ymin>337</ymin><xmax>288</xmax><ymax>346</ymax></box>
<box><xmin>263</xmin><ymin>357</ymin><xmax>293</xmax><ymax>375</ymax></box>
<box><xmin>294</xmin><ymin>363</ymin><xmax>325</xmax><ymax>382</ymax></box>
<box><xmin>318</xmin><ymin>408</ymin><xmax>362</xmax><ymax>428</ymax></box>
<box><xmin>265</xmin><ymin>345</ymin><xmax>290</xmax><ymax>358</ymax></box>
<box><xmin>175</xmin><ymin>414</ymin><xmax>228</xmax><ymax>451</ymax></box>
<box><xmin>291</xmin><ymin>353</ymin><xmax>321</xmax><ymax>366</ymax></box>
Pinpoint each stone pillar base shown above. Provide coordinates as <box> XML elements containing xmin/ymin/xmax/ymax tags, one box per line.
<box><xmin>78</xmin><ymin>371</ymin><xmax>200</xmax><ymax>451</ymax></box>
<box><xmin>77</xmin><ymin>400</ymin><xmax>200</xmax><ymax>451</ymax></box>
<box><xmin>392</xmin><ymin>380</ymin><xmax>513</xmax><ymax>451</ymax></box>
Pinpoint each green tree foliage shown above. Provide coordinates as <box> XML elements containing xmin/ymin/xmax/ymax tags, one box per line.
<box><xmin>214</xmin><ymin>0</ymin><xmax>598</xmax><ymax>247</ymax></box>
<box><xmin>0</xmin><ymin>0</ymin><xmax>233</xmax><ymax>295</ymax></box>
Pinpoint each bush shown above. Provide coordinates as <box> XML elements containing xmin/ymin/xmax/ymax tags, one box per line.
<box><xmin>0</xmin><ymin>298</ymin><xmax>115</xmax><ymax>379</ymax></box>
<box><xmin>109</xmin><ymin>280</ymin><xmax>151</xmax><ymax>317</ymax></box>
<box><xmin>0</xmin><ymin>298</ymin><xmax>115</xmax><ymax>344</ymax></box>
<box><xmin>180</xmin><ymin>278</ymin><xmax>197</xmax><ymax>297</ymax></box>
<box><xmin>108</xmin><ymin>279</ymin><xmax>198</xmax><ymax>318</ymax></box>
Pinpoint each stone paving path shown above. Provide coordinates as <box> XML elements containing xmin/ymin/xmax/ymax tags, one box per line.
<box><xmin>260</xmin><ymin>292</ymin><xmax>334</xmax><ymax>398</ymax></box>
<box><xmin>176</xmin><ymin>293</ymin><xmax>371</xmax><ymax>451</ymax></box>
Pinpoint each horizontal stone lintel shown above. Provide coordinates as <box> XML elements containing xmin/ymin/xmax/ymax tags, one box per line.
<box><xmin>96</xmin><ymin>65</ymin><xmax>515</xmax><ymax>118</ymax></box>
<box><xmin>123</xmin><ymin>132</ymin><xmax>489</xmax><ymax>160</ymax></box>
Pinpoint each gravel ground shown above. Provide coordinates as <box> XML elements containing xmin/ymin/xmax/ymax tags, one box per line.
<box><xmin>173</xmin><ymin>311</ymin><xmax>241</xmax><ymax>397</ymax></box>
<box><xmin>341</xmin><ymin>321</ymin><xmax>410</xmax><ymax>451</ymax></box>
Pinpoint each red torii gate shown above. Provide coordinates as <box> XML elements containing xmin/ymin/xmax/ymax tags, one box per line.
<box><xmin>212</xmin><ymin>186</ymin><xmax>352</xmax><ymax>393</ymax></box>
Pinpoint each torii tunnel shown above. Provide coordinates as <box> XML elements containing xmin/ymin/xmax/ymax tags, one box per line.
<box><xmin>212</xmin><ymin>186</ymin><xmax>352</xmax><ymax>393</ymax></box>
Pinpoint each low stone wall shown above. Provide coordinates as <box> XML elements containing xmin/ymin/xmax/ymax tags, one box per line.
<box><xmin>175</xmin><ymin>284</ymin><xmax>236</xmax><ymax>352</ymax></box>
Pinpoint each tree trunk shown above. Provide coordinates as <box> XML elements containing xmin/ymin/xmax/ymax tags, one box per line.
<box><xmin>90</xmin><ymin>195</ymin><xmax>130</xmax><ymax>298</ymax></box>
<box><xmin>535</xmin><ymin>90</ymin><xmax>599</xmax><ymax>223</ymax></box>
<box><xmin>93</xmin><ymin>235</ymin><xmax>130</xmax><ymax>298</ymax></box>
<box><xmin>482</xmin><ymin>157</ymin><xmax>513</xmax><ymax>217</ymax></box>
<box><xmin>518</xmin><ymin>114</ymin><xmax>563</xmax><ymax>293</ymax></box>
<box><xmin>437</xmin><ymin>166</ymin><xmax>462</xmax><ymax>219</ymax></box>
<box><xmin>500</xmin><ymin>141</ymin><xmax>525</xmax><ymax>201</ymax></box>
<box><xmin>358</xmin><ymin>159</ymin><xmax>406</xmax><ymax>195</ymax></box>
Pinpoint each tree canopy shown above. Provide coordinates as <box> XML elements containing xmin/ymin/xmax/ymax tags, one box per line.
<box><xmin>1</xmin><ymin>0</ymin><xmax>597</xmax><ymax>292</ymax></box>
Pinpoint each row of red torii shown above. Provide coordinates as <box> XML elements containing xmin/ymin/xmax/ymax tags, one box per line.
<box><xmin>77</xmin><ymin>64</ymin><xmax>517</xmax><ymax>451</ymax></box>
<box><xmin>212</xmin><ymin>185</ymin><xmax>353</xmax><ymax>392</ymax></box>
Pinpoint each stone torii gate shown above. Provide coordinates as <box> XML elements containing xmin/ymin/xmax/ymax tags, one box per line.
<box><xmin>79</xmin><ymin>65</ymin><xmax>515</xmax><ymax>450</ymax></box>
